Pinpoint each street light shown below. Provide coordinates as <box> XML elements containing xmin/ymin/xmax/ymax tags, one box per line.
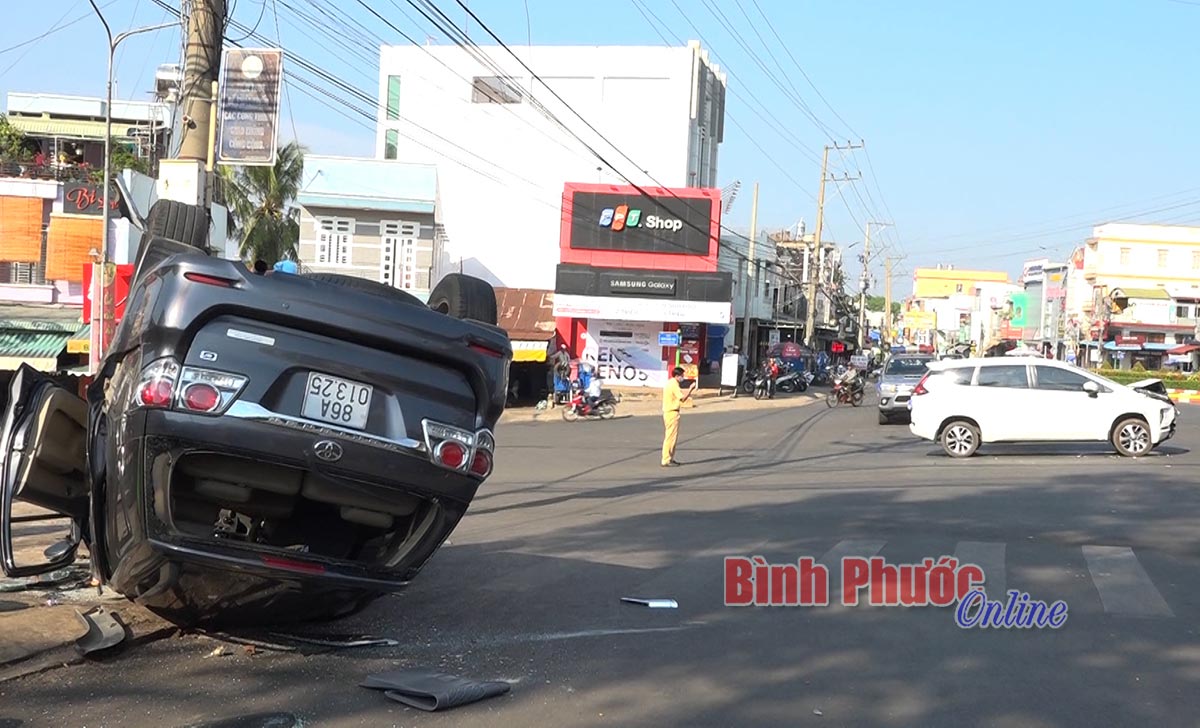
<box><xmin>87</xmin><ymin>1</ymin><xmax>179</xmax><ymax>370</ymax></box>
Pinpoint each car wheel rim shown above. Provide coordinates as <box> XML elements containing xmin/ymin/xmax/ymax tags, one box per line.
<box><xmin>1119</xmin><ymin>423</ymin><xmax>1149</xmax><ymax>454</ymax></box>
<box><xmin>946</xmin><ymin>425</ymin><xmax>974</xmax><ymax>455</ymax></box>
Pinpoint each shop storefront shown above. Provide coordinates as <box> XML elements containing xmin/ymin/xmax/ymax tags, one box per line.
<box><xmin>553</xmin><ymin>183</ymin><xmax>731</xmax><ymax>387</ymax></box>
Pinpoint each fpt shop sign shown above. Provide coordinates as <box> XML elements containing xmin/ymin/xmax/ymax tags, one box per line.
<box><xmin>582</xmin><ymin>320</ymin><xmax>668</xmax><ymax>388</ymax></box>
<box><xmin>568</xmin><ymin>191</ymin><xmax>713</xmax><ymax>255</ymax></box>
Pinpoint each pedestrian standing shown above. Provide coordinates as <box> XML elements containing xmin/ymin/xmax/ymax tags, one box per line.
<box><xmin>661</xmin><ymin>366</ymin><xmax>696</xmax><ymax>467</ymax></box>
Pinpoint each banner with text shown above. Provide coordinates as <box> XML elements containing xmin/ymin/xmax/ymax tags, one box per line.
<box><xmin>582</xmin><ymin>319</ymin><xmax>668</xmax><ymax>388</ymax></box>
<box><xmin>217</xmin><ymin>48</ymin><xmax>283</xmax><ymax>166</ymax></box>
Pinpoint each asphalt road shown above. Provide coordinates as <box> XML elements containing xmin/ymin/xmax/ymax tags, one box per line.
<box><xmin>5</xmin><ymin>394</ymin><xmax>1200</xmax><ymax>727</ymax></box>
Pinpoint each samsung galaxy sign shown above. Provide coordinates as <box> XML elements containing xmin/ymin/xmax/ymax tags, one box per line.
<box><xmin>569</xmin><ymin>191</ymin><xmax>712</xmax><ymax>255</ymax></box>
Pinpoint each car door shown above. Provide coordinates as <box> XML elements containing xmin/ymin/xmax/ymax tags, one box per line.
<box><xmin>1029</xmin><ymin>365</ymin><xmax>1113</xmax><ymax>441</ymax></box>
<box><xmin>971</xmin><ymin>364</ymin><xmax>1036</xmax><ymax>442</ymax></box>
<box><xmin>1</xmin><ymin>364</ymin><xmax>89</xmax><ymax>577</ymax></box>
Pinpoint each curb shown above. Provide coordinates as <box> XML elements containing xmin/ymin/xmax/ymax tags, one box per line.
<box><xmin>1168</xmin><ymin>389</ymin><xmax>1200</xmax><ymax>404</ymax></box>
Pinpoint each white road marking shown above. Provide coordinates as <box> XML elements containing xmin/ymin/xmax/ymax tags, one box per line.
<box><xmin>819</xmin><ymin>539</ymin><xmax>887</xmax><ymax>596</ymax></box>
<box><xmin>1082</xmin><ymin>545</ymin><xmax>1174</xmax><ymax>618</ymax></box>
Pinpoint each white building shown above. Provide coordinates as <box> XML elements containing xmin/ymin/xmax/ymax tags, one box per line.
<box><xmin>376</xmin><ymin>42</ymin><xmax>727</xmax><ymax>290</ymax></box>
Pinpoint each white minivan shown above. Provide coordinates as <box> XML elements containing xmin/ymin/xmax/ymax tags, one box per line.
<box><xmin>908</xmin><ymin>358</ymin><xmax>1178</xmax><ymax>458</ymax></box>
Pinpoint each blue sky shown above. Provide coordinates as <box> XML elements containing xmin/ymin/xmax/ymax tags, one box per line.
<box><xmin>3</xmin><ymin>0</ymin><xmax>1199</xmax><ymax>293</ymax></box>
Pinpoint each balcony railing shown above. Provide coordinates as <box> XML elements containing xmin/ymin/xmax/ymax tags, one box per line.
<box><xmin>0</xmin><ymin>160</ymin><xmax>98</xmax><ymax>183</ymax></box>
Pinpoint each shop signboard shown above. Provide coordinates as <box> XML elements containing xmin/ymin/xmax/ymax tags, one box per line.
<box><xmin>582</xmin><ymin>319</ymin><xmax>668</xmax><ymax>388</ymax></box>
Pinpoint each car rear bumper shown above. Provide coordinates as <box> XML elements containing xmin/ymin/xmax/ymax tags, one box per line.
<box><xmin>108</xmin><ymin>407</ymin><xmax>482</xmax><ymax>599</ymax></box>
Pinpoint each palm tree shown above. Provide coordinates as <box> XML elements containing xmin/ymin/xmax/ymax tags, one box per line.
<box><xmin>219</xmin><ymin>141</ymin><xmax>305</xmax><ymax>264</ymax></box>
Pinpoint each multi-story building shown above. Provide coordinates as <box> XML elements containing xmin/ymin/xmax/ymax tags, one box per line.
<box><xmin>1071</xmin><ymin>223</ymin><xmax>1200</xmax><ymax>368</ymax></box>
<box><xmin>909</xmin><ymin>266</ymin><xmax>1012</xmax><ymax>351</ymax></box>
<box><xmin>295</xmin><ymin>156</ymin><xmax>442</xmax><ymax>299</ymax></box>
<box><xmin>376</xmin><ymin>41</ymin><xmax>726</xmax><ymax>291</ymax></box>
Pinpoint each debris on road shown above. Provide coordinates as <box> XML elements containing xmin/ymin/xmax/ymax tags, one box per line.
<box><xmin>361</xmin><ymin>668</ymin><xmax>512</xmax><ymax>712</ymax></box>
<box><xmin>177</xmin><ymin>711</ymin><xmax>298</xmax><ymax>728</ymax></box>
<box><xmin>267</xmin><ymin>632</ymin><xmax>399</xmax><ymax>648</ymax></box>
<box><xmin>814</xmin><ymin>708</ymin><xmax>824</xmax><ymax>716</ymax></box>
<box><xmin>204</xmin><ymin>646</ymin><xmax>233</xmax><ymax>658</ymax></box>
<box><xmin>620</xmin><ymin>597</ymin><xmax>679</xmax><ymax>608</ymax></box>
<box><xmin>76</xmin><ymin>607</ymin><xmax>126</xmax><ymax>655</ymax></box>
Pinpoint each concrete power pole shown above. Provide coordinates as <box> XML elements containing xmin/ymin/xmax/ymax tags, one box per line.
<box><xmin>740</xmin><ymin>183</ymin><xmax>760</xmax><ymax>363</ymax></box>
<box><xmin>804</xmin><ymin>142</ymin><xmax>862</xmax><ymax>348</ymax></box>
<box><xmin>858</xmin><ymin>221</ymin><xmax>891</xmax><ymax>351</ymax></box>
<box><xmin>883</xmin><ymin>256</ymin><xmax>895</xmax><ymax>345</ymax></box>
<box><xmin>177</xmin><ymin>0</ymin><xmax>226</xmax><ymax>163</ymax></box>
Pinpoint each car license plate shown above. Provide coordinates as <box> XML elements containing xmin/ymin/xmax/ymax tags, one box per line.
<box><xmin>302</xmin><ymin>372</ymin><xmax>372</xmax><ymax>430</ymax></box>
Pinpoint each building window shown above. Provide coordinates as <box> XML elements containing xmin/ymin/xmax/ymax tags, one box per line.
<box><xmin>1157</xmin><ymin>249</ymin><xmax>1168</xmax><ymax>268</ymax></box>
<box><xmin>381</xmin><ymin>220</ymin><xmax>421</xmax><ymax>289</ymax></box>
<box><xmin>471</xmin><ymin>76</ymin><xmax>521</xmax><ymax>104</ymax></box>
<box><xmin>386</xmin><ymin>75</ymin><xmax>401</xmax><ymax>120</ymax></box>
<box><xmin>315</xmin><ymin>217</ymin><xmax>353</xmax><ymax>266</ymax></box>
<box><xmin>384</xmin><ymin>129</ymin><xmax>399</xmax><ymax>160</ymax></box>
<box><xmin>1119</xmin><ymin>247</ymin><xmax>1130</xmax><ymax>266</ymax></box>
<box><xmin>1146</xmin><ymin>332</ymin><xmax>1166</xmax><ymax>344</ymax></box>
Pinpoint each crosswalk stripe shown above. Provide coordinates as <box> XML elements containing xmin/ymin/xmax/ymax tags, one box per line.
<box><xmin>1082</xmin><ymin>546</ymin><xmax>1174</xmax><ymax>618</ymax></box>
<box><xmin>819</xmin><ymin>539</ymin><xmax>887</xmax><ymax>596</ymax></box>
<box><xmin>954</xmin><ymin>541</ymin><xmax>1007</xmax><ymax>599</ymax></box>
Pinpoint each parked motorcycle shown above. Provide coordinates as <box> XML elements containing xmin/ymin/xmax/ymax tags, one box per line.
<box><xmin>562</xmin><ymin>389</ymin><xmax>619</xmax><ymax>421</ymax></box>
<box><xmin>753</xmin><ymin>373</ymin><xmax>772</xmax><ymax>400</ymax></box>
<box><xmin>775</xmin><ymin>369</ymin><xmax>809</xmax><ymax>394</ymax></box>
<box><xmin>741</xmin><ymin>369</ymin><xmax>758</xmax><ymax>394</ymax></box>
<box><xmin>826</xmin><ymin>379</ymin><xmax>865</xmax><ymax>408</ymax></box>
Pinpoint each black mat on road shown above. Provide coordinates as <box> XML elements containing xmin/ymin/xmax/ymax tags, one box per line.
<box><xmin>361</xmin><ymin>669</ymin><xmax>511</xmax><ymax>712</ymax></box>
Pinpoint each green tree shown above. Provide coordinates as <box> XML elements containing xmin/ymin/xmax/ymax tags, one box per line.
<box><xmin>0</xmin><ymin>115</ymin><xmax>34</xmax><ymax>163</ymax></box>
<box><xmin>865</xmin><ymin>295</ymin><xmax>902</xmax><ymax>316</ymax></box>
<box><xmin>218</xmin><ymin>141</ymin><xmax>305</xmax><ymax>265</ymax></box>
<box><xmin>109</xmin><ymin>140</ymin><xmax>150</xmax><ymax>176</ymax></box>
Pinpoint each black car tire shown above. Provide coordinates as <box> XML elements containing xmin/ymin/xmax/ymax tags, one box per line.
<box><xmin>427</xmin><ymin>273</ymin><xmax>498</xmax><ymax>325</ymax></box>
<box><xmin>1111</xmin><ymin>416</ymin><xmax>1152</xmax><ymax>457</ymax></box>
<box><xmin>145</xmin><ymin>199</ymin><xmax>210</xmax><ymax>249</ymax></box>
<box><xmin>878</xmin><ymin>411</ymin><xmax>890</xmax><ymax>425</ymax></box>
<box><xmin>941</xmin><ymin>419</ymin><xmax>980</xmax><ymax>458</ymax></box>
<box><xmin>303</xmin><ymin>272</ymin><xmax>424</xmax><ymax>306</ymax></box>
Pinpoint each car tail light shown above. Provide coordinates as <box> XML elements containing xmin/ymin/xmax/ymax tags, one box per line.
<box><xmin>130</xmin><ymin>358</ymin><xmax>248</xmax><ymax>415</ymax></box>
<box><xmin>469</xmin><ymin>449</ymin><xmax>493</xmax><ymax>478</ymax></box>
<box><xmin>133</xmin><ymin>358</ymin><xmax>180</xmax><ymax>409</ymax></box>
<box><xmin>177</xmin><ymin>366</ymin><xmax>248</xmax><ymax>415</ymax></box>
<box><xmin>912</xmin><ymin>373</ymin><xmax>931</xmax><ymax>396</ymax></box>
<box><xmin>181</xmin><ymin>382</ymin><xmax>221</xmax><ymax>412</ymax></box>
<box><xmin>435</xmin><ymin>440</ymin><xmax>468</xmax><ymax>469</ymax></box>
<box><xmin>184</xmin><ymin>272</ymin><xmax>238</xmax><ymax>288</ymax></box>
<box><xmin>468</xmin><ymin>342</ymin><xmax>505</xmax><ymax>358</ymax></box>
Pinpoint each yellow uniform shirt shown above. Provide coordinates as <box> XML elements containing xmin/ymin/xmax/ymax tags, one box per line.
<box><xmin>663</xmin><ymin>379</ymin><xmax>684</xmax><ymax>412</ymax></box>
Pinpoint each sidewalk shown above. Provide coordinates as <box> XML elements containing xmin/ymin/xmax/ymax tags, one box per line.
<box><xmin>0</xmin><ymin>504</ymin><xmax>173</xmax><ymax>683</ymax></box>
<box><xmin>500</xmin><ymin>387</ymin><xmax>821</xmax><ymax>423</ymax></box>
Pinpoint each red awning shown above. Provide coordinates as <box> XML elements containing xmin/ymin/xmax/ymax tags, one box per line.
<box><xmin>1167</xmin><ymin>343</ymin><xmax>1200</xmax><ymax>355</ymax></box>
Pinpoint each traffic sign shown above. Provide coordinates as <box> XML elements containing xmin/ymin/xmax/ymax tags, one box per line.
<box><xmin>658</xmin><ymin>332</ymin><xmax>681</xmax><ymax>346</ymax></box>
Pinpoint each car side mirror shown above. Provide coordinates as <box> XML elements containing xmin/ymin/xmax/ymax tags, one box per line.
<box><xmin>1082</xmin><ymin>381</ymin><xmax>1100</xmax><ymax>397</ymax></box>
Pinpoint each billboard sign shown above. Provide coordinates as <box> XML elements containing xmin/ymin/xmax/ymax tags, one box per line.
<box><xmin>217</xmin><ymin>48</ymin><xmax>284</xmax><ymax>166</ymax></box>
<box><xmin>566</xmin><ymin>189</ymin><xmax>716</xmax><ymax>256</ymax></box>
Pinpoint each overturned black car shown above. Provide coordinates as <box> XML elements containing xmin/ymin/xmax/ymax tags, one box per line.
<box><xmin>1</xmin><ymin>215</ymin><xmax>511</xmax><ymax>626</ymax></box>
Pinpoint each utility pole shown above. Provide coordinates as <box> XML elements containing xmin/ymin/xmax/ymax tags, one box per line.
<box><xmin>177</xmin><ymin>0</ymin><xmax>226</xmax><ymax>162</ymax></box>
<box><xmin>804</xmin><ymin>142</ymin><xmax>862</xmax><ymax>348</ymax></box>
<box><xmin>740</xmin><ymin>183</ymin><xmax>759</xmax><ymax>365</ymax></box>
<box><xmin>858</xmin><ymin>221</ymin><xmax>891</xmax><ymax>351</ymax></box>
<box><xmin>884</xmin><ymin>256</ymin><xmax>896</xmax><ymax>345</ymax></box>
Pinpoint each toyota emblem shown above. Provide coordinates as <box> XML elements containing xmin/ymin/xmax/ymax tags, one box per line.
<box><xmin>313</xmin><ymin>439</ymin><xmax>343</xmax><ymax>463</ymax></box>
